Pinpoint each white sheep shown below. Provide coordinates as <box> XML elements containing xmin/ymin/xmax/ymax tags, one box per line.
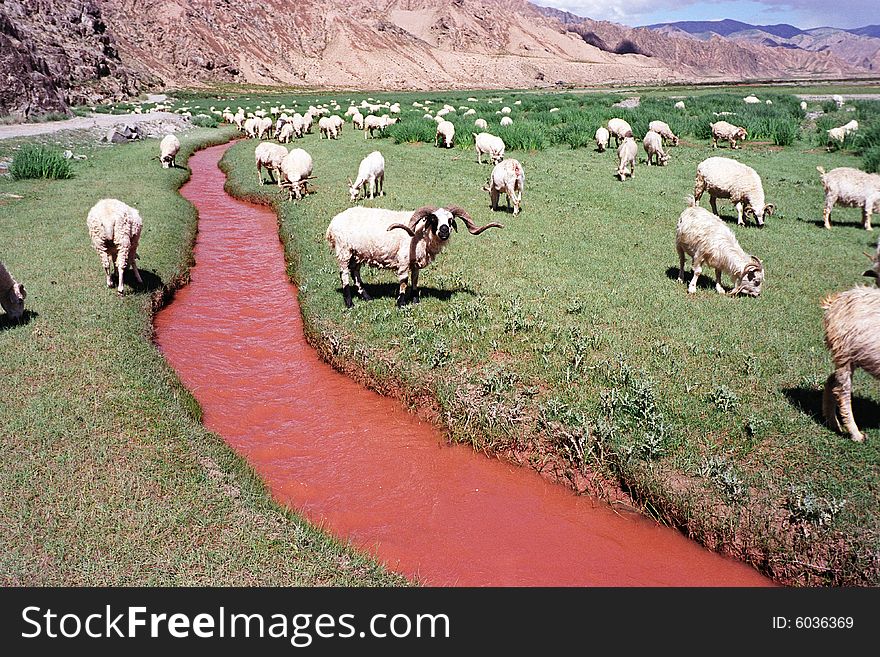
<box><xmin>435</xmin><ymin>120</ymin><xmax>455</xmax><ymax>148</ymax></box>
<box><xmin>800</xmin><ymin>100</ymin><xmax>808</xmax><ymax>111</ymax></box>
<box><xmin>607</xmin><ymin>118</ymin><xmax>633</xmax><ymax>147</ymax></box>
<box><xmin>474</xmin><ymin>132</ymin><xmax>505</xmax><ymax>164</ymax></box>
<box><xmin>648</xmin><ymin>120</ymin><xmax>679</xmax><ymax>146</ymax></box>
<box><xmin>501</xmin><ymin>106</ymin><xmax>511</xmax><ymax>115</ymax></box>
<box><xmin>159</xmin><ymin>134</ymin><xmax>180</xmax><ymax>169</ymax></box>
<box><xmin>822</xmin><ymin>271</ymin><xmax>880</xmax><ymax>441</ymax></box>
<box><xmin>0</xmin><ymin>261</ymin><xmax>26</xmax><ymax>321</ymax></box>
<box><xmin>86</xmin><ymin>198</ymin><xmax>144</xmax><ymax>295</ymax></box>
<box><xmin>329</xmin><ymin>114</ymin><xmax>344</xmax><ymax>135</ymax></box>
<box><xmin>243</xmin><ymin>116</ymin><xmax>258</xmax><ymax>138</ymax></box>
<box><xmin>617</xmin><ymin>135</ymin><xmax>637</xmax><ymax>181</ymax></box>
<box><xmin>348</xmin><ymin>151</ymin><xmax>385</xmax><ymax>202</ymax></box>
<box><xmin>487</xmin><ymin>158</ymin><xmax>524</xmax><ymax>216</ymax></box>
<box><xmin>318</xmin><ymin>116</ymin><xmax>339</xmax><ymax>139</ymax></box>
<box><xmin>352</xmin><ymin>111</ymin><xmax>365</xmax><ymax>131</ymax></box>
<box><xmin>674</xmin><ymin>101</ymin><xmax>685</xmax><ymax>110</ymax></box>
<box><xmin>643</xmin><ymin>130</ymin><xmax>670</xmax><ymax>166</ymax></box>
<box><xmin>325</xmin><ymin>205</ymin><xmax>502</xmax><ymax>307</ymax></box>
<box><xmin>500</xmin><ymin>116</ymin><xmax>513</xmax><ymax>127</ymax></box>
<box><xmin>256</xmin><ymin>116</ymin><xmax>273</xmax><ymax>140</ymax></box>
<box><xmin>743</xmin><ymin>95</ymin><xmax>761</xmax><ymax>104</ymax></box>
<box><xmin>816</xmin><ymin>166</ymin><xmax>880</xmax><ymax>231</ymax></box>
<box><xmin>278</xmin><ymin>122</ymin><xmax>294</xmax><ymax>143</ymax></box>
<box><xmin>675</xmin><ymin>196</ymin><xmax>764</xmax><ymax>296</ymax></box>
<box><xmin>595</xmin><ymin>127</ymin><xmax>609</xmax><ymax>152</ymax></box>
<box><xmin>255</xmin><ymin>142</ymin><xmax>288</xmax><ymax>186</ymax></box>
<box><xmin>474</xmin><ymin>118</ymin><xmax>488</xmax><ymax>131</ymax></box>
<box><xmin>694</xmin><ymin>156</ymin><xmax>774</xmax><ymax>227</ymax></box>
<box><xmin>364</xmin><ymin>115</ymin><xmax>384</xmax><ymax>139</ymax></box>
<box><xmin>279</xmin><ymin>148</ymin><xmax>314</xmax><ymax>200</ymax></box>
<box><xmin>833</xmin><ymin>94</ymin><xmax>845</xmax><ymax>109</ymax></box>
<box><xmin>826</xmin><ymin>120</ymin><xmax>859</xmax><ymax>148</ymax></box>
<box><xmin>710</xmin><ymin>121</ymin><xmax>748</xmax><ymax>149</ymax></box>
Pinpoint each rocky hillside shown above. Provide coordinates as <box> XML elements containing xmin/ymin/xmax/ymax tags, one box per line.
<box><xmin>0</xmin><ymin>0</ymin><xmax>145</xmax><ymax>119</ymax></box>
<box><xmin>535</xmin><ymin>6</ymin><xmax>863</xmax><ymax>80</ymax></box>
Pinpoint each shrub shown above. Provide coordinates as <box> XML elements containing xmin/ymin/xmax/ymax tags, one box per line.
<box><xmin>498</xmin><ymin>120</ymin><xmax>547</xmax><ymax>151</ymax></box>
<box><xmin>10</xmin><ymin>145</ymin><xmax>73</xmax><ymax>180</ymax></box>
<box><xmin>551</xmin><ymin>121</ymin><xmax>595</xmax><ymax>149</ymax></box>
<box><xmin>385</xmin><ymin>118</ymin><xmax>436</xmax><ymax>144</ymax></box>
<box><xmin>191</xmin><ymin>114</ymin><xmax>218</xmax><ymax>128</ymax></box>
<box><xmin>863</xmin><ymin>146</ymin><xmax>880</xmax><ymax>174</ymax></box>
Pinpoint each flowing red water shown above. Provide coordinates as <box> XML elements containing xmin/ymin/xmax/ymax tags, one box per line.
<box><xmin>154</xmin><ymin>143</ymin><xmax>772</xmax><ymax>586</ymax></box>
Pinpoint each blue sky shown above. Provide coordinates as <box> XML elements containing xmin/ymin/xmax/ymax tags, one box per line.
<box><xmin>535</xmin><ymin>1</ymin><xmax>878</xmax><ymax>29</ymax></box>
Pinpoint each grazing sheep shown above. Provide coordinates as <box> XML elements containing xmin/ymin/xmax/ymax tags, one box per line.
<box><xmin>648</xmin><ymin>120</ymin><xmax>679</xmax><ymax>146</ymax></box>
<box><xmin>500</xmin><ymin>116</ymin><xmax>513</xmax><ymax>127</ymax></box>
<box><xmin>348</xmin><ymin>151</ymin><xmax>385</xmax><ymax>202</ymax></box>
<box><xmin>674</xmin><ymin>101</ymin><xmax>685</xmax><ymax>110</ymax></box>
<box><xmin>318</xmin><ymin>116</ymin><xmax>339</xmax><ymax>139</ymax></box>
<box><xmin>694</xmin><ymin>156</ymin><xmax>774</xmax><ymax>227</ymax></box>
<box><xmin>675</xmin><ymin>196</ymin><xmax>764</xmax><ymax>296</ymax></box>
<box><xmin>595</xmin><ymin>127</ymin><xmax>610</xmax><ymax>152</ymax></box>
<box><xmin>329</xmin><ymin>114</ymin><xmax>344</xmax><ymax>135</ymax></box>
<box><xmin>501</xmin><ymin>106</ymin><xmax>511</xmax><ymax>115</ymax></box>
<box><xmin>256</xmin><ymin>116</ymin><xmax>273</xmax><ymax>140</ymax></box>
<box><xmin>325</xmin><ymin>205</ymin><xmax>502</xmax><ymax>308</ymax></box>
<box><xmin>487</xmin><ymin>158</ymin><xmax>524</xmax><ymax>216</ymax></box>
<box><xmin>0</xmin><ymin>262</ymin><xmax>26</xmax><ymax>321</ymax></box>
<box><xmin>743</xmin><ymin>95</ymin><xmax>760</xmax><ymax>104</ymax></box>
<box><xmin>833</xmin><ymin>94</ymin><xmax>845</xmax><ymax>109</ymax></box>
<box><xmin>643</xmin><ymin>130</ymin><xmax>670</xmax><ymax>166</ymax></box>
<box><xmin>617</xmin><ymin>135</ymin><xmax>637</xmax><ymax>181</ymax></box>
<box><xmin>607</xmin><ymin>118</ymin><xmax>633</xmax><ymax>148</ymax></box>
<box><xmin>822</xmin><ymin>273</ymin><xmax>880</xmax><ymax>441</ymax></box>
<box><xmin>352</xmin><ymin>111</ymin><xmax>365</xmax><ymax>131</ymax></box>
<box><xmin>826</xmin><ymin>120</ymin><xmax>859</xmax><ymax>148</ymax></box>
<box><xmin>255</xmin><ymin>142</ymin><xmax>288</xmax><ymax>186</ymax></box>
<box><xmin>474</xmin><ymin>118</ymin><xmax>488</xmax><ymax>131</ymax></box>
<box><xmin>800</xmin><ymin>100</ymin><xmax>808</xmax><ymax>111</ymax></box>
<box><xmin>86</xmin><ymin>198</ymin><xmax>144</xmax><ymax>295</ymax></box>
<box><xmin>364</xmin><ymin>115</ymin><xmax>384</xmax><ymax>139</ymax></box>
<box><xmin>158</xmin><ymin>134</ymin><xmax>181</xmax><ymax>169</ymax></box>
<box><xmin>435</xmin><ymin>120</ymin><xmax>455</xmax><ymax>148</ymax></box>
<box><xmin>474</xmin><ymin>132</ymin><xmax>505</xmax><ymax>164</ymax></box>
<box><xmin>243</xmin><ymin>117</ymin><xmax>258</xmax><ymax>139</ymax></box>
<box><xmin>278</xmin><ymin>122</ymin><xmax>294</xmax><ymax>143</ymax></box>
<box><xmin>279</xmin><ymin>148</ymin><xmax>314</xmax><ymax>200</ymax></box>
<box><xmin>816</xmin><ymin>166</ymin><xmax>880</xmax><ymax>231</ymax></box>
<box><xmin>710</xmin><ymin>121</ymin><xmax>748</xmax><ymax>149</ymax></box>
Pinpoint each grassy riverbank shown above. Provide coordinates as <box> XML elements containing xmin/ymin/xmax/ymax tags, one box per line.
<box><xmin>216</xmin><ymin>89</ymin><xmax>879</xmax><ymax>586</ymax></box>
<box><xmin>0</xmin><ymin>128</ymin><xmax>408</xmax><ymax>585</ymax></box>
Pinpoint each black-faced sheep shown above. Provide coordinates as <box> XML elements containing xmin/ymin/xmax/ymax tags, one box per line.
<box><xmin>325</xmin><ymin>206</ymin><xmax>502</xmax><ymax>308</ymax></box>
<box><xmin>676</xmin><ymin>196</ymin><xmax>764</xmax><ymax>297</ymax></box>
<box><xmin>86</xmin><ymin>198</ymin><xmax>143</xmax><ymax>295</ymax></box>
<box><xmin>159</xmin><ymin>134</ymin><xmax>180</xmax><ymax>168</ymax></box>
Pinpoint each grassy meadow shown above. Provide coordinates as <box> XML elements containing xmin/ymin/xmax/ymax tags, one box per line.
<box><xmin>0</xmin><ymin>127</ymin><xmax>409</xmax><ymax>586</ymax></box>
<box><xmin>202</xmin><ymin>87</ymin><xmax>879</xmax><ymax>585</ymax></box>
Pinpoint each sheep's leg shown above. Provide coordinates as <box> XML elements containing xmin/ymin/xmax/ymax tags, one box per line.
<box><xmin>368</xmin><ymin>178</ymin><xmax>375</xmax><ymax>199</ymax></box>
<box><xmin>129</xmin><ymin>235</ymin><xmax>142</xmax><ymax>286</ymax></box>
<box><xmin>863</xmin><ymin>206</ymin><xmax>873</xmax><ymax>231</ymax></box>
<box><xmin>350</xmin><ymin>262</ymin><xmax>371</xmax><ymax>301</ymax></box>
<box><xmin>410</xmin><ymin>266</ymin><xmax>420</xmax><ymax>304</ymax></box>
<box><xmin>823</xmin><ymin>203</ymin><xmax>833</xmax><ymax>229</ymax></box>
<box><xmin>99</xmin><ymin>248</ymin><xmax>114</xmax><ymax>288</ymax></box>
<box><xmin>257</xmin><ymin>163</ymin><xmax>264</xmax><ymax>186</ymax></box>
<box><xmin>490</xmin><ymin>186</ymin><xmax>499</xmax><ymax>211</ymax></box>
<box><xmin>340</xmin><ymin>262</ymin><xmax>354</xmax><ymax>309</ymax></box>
<box><xmin>267</xmin><ymin>168</ymin><xmax>276</xmax><ymax>185</ymax></box>
<box><xmin>735</xmin><ymin>202</ymin><xmax>745</xmax><ymax>226</ymax></box>
<box><xmin>830</xmin><ymin>365</ymin><xmax>865</xmax><ymax>442</ymax></box>
<box><xmin>396</xmin><ymin>273</ymin><xmax>409</xmax><ymax>308</ymax></box>
<box><xmin>688</xmin><ymin>255</ymin><xmax>702</xmax><ymax>294</ymax></box>
<box><xmin>115</xmin><ymin>237</ymin><xmax>131</xmax><ymax>295</ymax></box>
<box><xmin>710</xmin><ymin>195</ymin><xmax>719</xmax><ymax>217</ymax></box>
<box><xmin>676</xmin><ymin>245</ymin><xmax>686</xmax><ymax>284</ymax></box>
<box><xmin>823</xmin><ymin>372</ymin><xmax>844</xmax><ymax>433</ymax></box>
<box><xmin>714</xmin><ymin>268</ymin><xmax>725</xmax><ymax>294</ymax></box>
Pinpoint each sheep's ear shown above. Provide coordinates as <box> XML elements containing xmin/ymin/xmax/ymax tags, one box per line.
<box><xmin>764</xmin><ymin>204</ymin><xmax>776</xmax><ymax>217</ymax></box>
<box><xmin>450</xmin><ymin>218</ymin><xmax>458</xmax><ymax>232</ymax></box>
<box><xmin>14</xmin><ymin>283</ymin><xmax>25</xmax><ymax>299</ymax></box>
<box><xmin>864</xmin><ymin>269</ymin><xmax>878</xmax><ymax>278</ymax></box>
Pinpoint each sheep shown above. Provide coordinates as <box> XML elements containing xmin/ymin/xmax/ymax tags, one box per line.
<box><xmin>301</xmin><ymin>111</ymin><xmax>314</xmax><ymax>134</ymax></box>
<box><xmin>826</xmin><ymin>120</ymin><xmax>859</xmax><ymax>148</ymax></box>
<box><xmin>352</xmin><ymin>111</ymin><xmax>365</xmax><ymax>131</ymax></box>
<box><xmin>474</xmin><ymin>118</ymin><xmax>488</xmax><ymax>131</ymax></box>
<box><xmin>816</xmin><ymin>166</ymin><xmax>880</xmax><ymax>231</ymax></box>
<box><xmin>325</xmin><ymin>205</ymin><xmax>503</xmax><ymax>308</ymax></box>
<box><xmin>159</xmin><ymin>134</ymin><xmax>180</xmax><ymax>169</ymax></box>
<box><xmin>710</xmin><ymin>121</ymin><xmax>748</xmax><ymax>149</ymax></box>
<box><xmin>822</xmin><ymin>274</ymin><xmax>880</xmax><ymax>442</ymax></box>
<box><xmin>694</xmin><ymin>156</ymin><xmax>774</xmax><ymax>227</ymax></box>
<box><xmin>501</xmin><ymin>106</ymin><xmax>511</xmax><ymax>115</ymax></box>
<box><xmin>648</xmin><ymin>120</ymin><xmax>679</xmax><ymax>146</ymax></box>
<box><xmin>348</xmin><ymin>151</ymin><xmax>385</xmax><ymax>202</ymax></box>
<box><xmin>243</xmin><ymin>117</ymin><xmax>258</xmax><ymax>138</ymax></box>
<box><xmin>607</xmin><ymin>118</ymin><xmax>633</xmax><ymax>148</ymax></box>
<box><xmin>364</xmin><ymin>115</ymin><xmax>384</xmax><ymax>139</ymax></box>
<box><xmin>674</xmin><ymin>100</ymin><xmax>686</xmax><ymax>110</ymax></box>
<box><xmin>800</xmin><ymin>100</ymin><xmax>808</xmax><ymax>111</ymax></box>
<box><xmin>344</xmin><ymin>106</ymin><xmax>358</xmax><ymax>117</ymax></box>
<box><xmin>435</xmin><ymin>120</ymin><xmax>455</xmax><ymax>148</ymax></box>
<box><xmin>255</xmin><ymin>142</ymin><xmax>288</xmax><ymax>186</ymax></box>
<box><xmin>643</xmin><ymin>130</ymin><xmax>670</xmax><ymax>166</ymax></box>
<box><xmin>86</xmin><ymin>198</ymin><xmax>144</xmax><ymax>295</ymax></box>
<box><xmin>329</xmin><ymin>114</ymin><xmax>344</xmax><ymax>135</ymax></box>
<box><xmin>474</xmin><ymin>132</ymin><xmax>505</xmax><ymax>165</ymax></box>
<box><xmin>318</xmin><ymin>116</ymin><xmax>339</xmax><ymax>139</ymax></box>
<box><xmin>500</xmin><ymin>116</ymin><xmax>513</xmax><ymax>127</ymax></box>
<box><xmin>278</xmin><ymin>122</ymin><xmax>294</xmax><ymax>143</ymax></box>
<box><xmin>833</xmin><ymin>94</ymin><xmax>845</xmax><ymax>109</ymax></box>
<box><xmin>595</xmin><ymin>127</ymin><xmax>609</xmax><ymax>152</ymax></box>
<box><xmin>0</xmin><ymin>261</ymin><xmax>26</xmax><ymax>321</ymax></box>
<box><xmin>256</xmin><ymin>116</ymin><xmax>273</xmax><ymax>140</ymax></box>
<box><xmin>487</xmin><ymin>158</ymin><xmax>524</xmax><ymax>216</ymax></box>
<box><xmin>743</xmin><ymin>95</ymin><xmax>760</xmax><ymax>104</ymax></box>
<box><xmin>279</xmin><ymin>148</ymin><xmax>314</xmax><ymax>200</ymax></box>
<box><xmin>675</xmin><ymin>196</ymin><xmax>764</xmax><ymax>297</ymax></box>
<box><xmin>617</xmin><ymin>135</ymin><xmax>637</xmax><ymax>181</ymax></box>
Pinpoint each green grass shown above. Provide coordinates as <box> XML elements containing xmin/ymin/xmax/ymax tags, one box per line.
<box><xmin>0</xmin><ymin>128</ymin><xmax>409</xmax><ymax>586</ymax></box>
<box><xmin>213</xmin><ymin>87</ymin><xmax>880</xmax><ymax>586</ymax></box>
<box><xmin>10</xmin><ymin>145</ymin><xmax>73</xmax><ymax>180</ymax></box>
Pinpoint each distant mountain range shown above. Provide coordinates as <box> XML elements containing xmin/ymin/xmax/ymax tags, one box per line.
<box><xmin>645</xmin><ymin>19</ymin><xmax>880</xmax><ymax>70</ymax></box>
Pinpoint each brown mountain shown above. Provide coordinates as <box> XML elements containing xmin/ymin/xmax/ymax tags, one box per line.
<box><xmin>534</xmin><ymin>6</ymin><xmax>863</xmax><ymax>81</ymax></box>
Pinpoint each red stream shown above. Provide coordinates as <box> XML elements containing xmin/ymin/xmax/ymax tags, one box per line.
<box><xmin>154</xmin><ymin>142</ymin><xmax>773</xmax><ymax>586</ymax></box>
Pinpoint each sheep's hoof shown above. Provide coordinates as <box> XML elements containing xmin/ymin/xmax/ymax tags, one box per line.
<box><xmin>396</xmin><ymin>295</ymin><xmax>408</xmax><ymax>308</ymax></box>
<box><xmin>411</xmin><ymin>295</ymin><xmax>420</xmax><ymax>304</ymax></box>
<box><xmin>851</xmin><ymin>432</ymin><xmax>866</xmax><ymax>443</ymax></box>
<box><xmin>359</xmin><ymin>290</ymin><xmax>372</xmax><ymax>301</ymax></box>
<box><xmin>687</xmin><ymin>287</ymin><xmax>697</xmax><ymax>294</ymax></box>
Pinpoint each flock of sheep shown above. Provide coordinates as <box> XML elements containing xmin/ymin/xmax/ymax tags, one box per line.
<box><xmin>2</xmin><ymin>91</ymin><xmax>877</xmax><ymax>444</ymax></box>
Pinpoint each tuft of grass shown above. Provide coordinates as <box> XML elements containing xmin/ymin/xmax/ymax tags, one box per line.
<box><xmin>190</xmin><ymin>114</ymin><xmax>219</xmax><ymax>128</ymax></box>
<box><xmin>10</xmin><ymin>145</ymin><xmax>73</xmax><ymax>180</ymax></box>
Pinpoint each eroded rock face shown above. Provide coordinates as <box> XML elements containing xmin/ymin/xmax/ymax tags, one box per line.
<box><xmin>0</xmin><ymin>0</ymin><xmax>146</xmax><ymax>119</ymax></box>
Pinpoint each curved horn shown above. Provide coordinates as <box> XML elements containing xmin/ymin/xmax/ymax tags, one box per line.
<box><xmin>764</xmin><ymin>203</ymin><xmax>776</xmax><ymax>217</ymax></box>
<box><xmin>409</xmin><ymin>206</ymin><xmax>438</xmax><ymax>230</ymax></box>
<box><xmin>446</xmin><ymin>205</ymin><xmax>504</xmax><ymax>235</ymax></box>
<box><xmin>388</xmin><ymin>223</ymin><xmax>416</xmax><ymax>237</ymax></box>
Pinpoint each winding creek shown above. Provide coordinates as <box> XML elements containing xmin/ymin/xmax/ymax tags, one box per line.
<box><xmin>154</xmin><ymin>142</ymin><xmax>773</xmax><ymax>586</ymax></box>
